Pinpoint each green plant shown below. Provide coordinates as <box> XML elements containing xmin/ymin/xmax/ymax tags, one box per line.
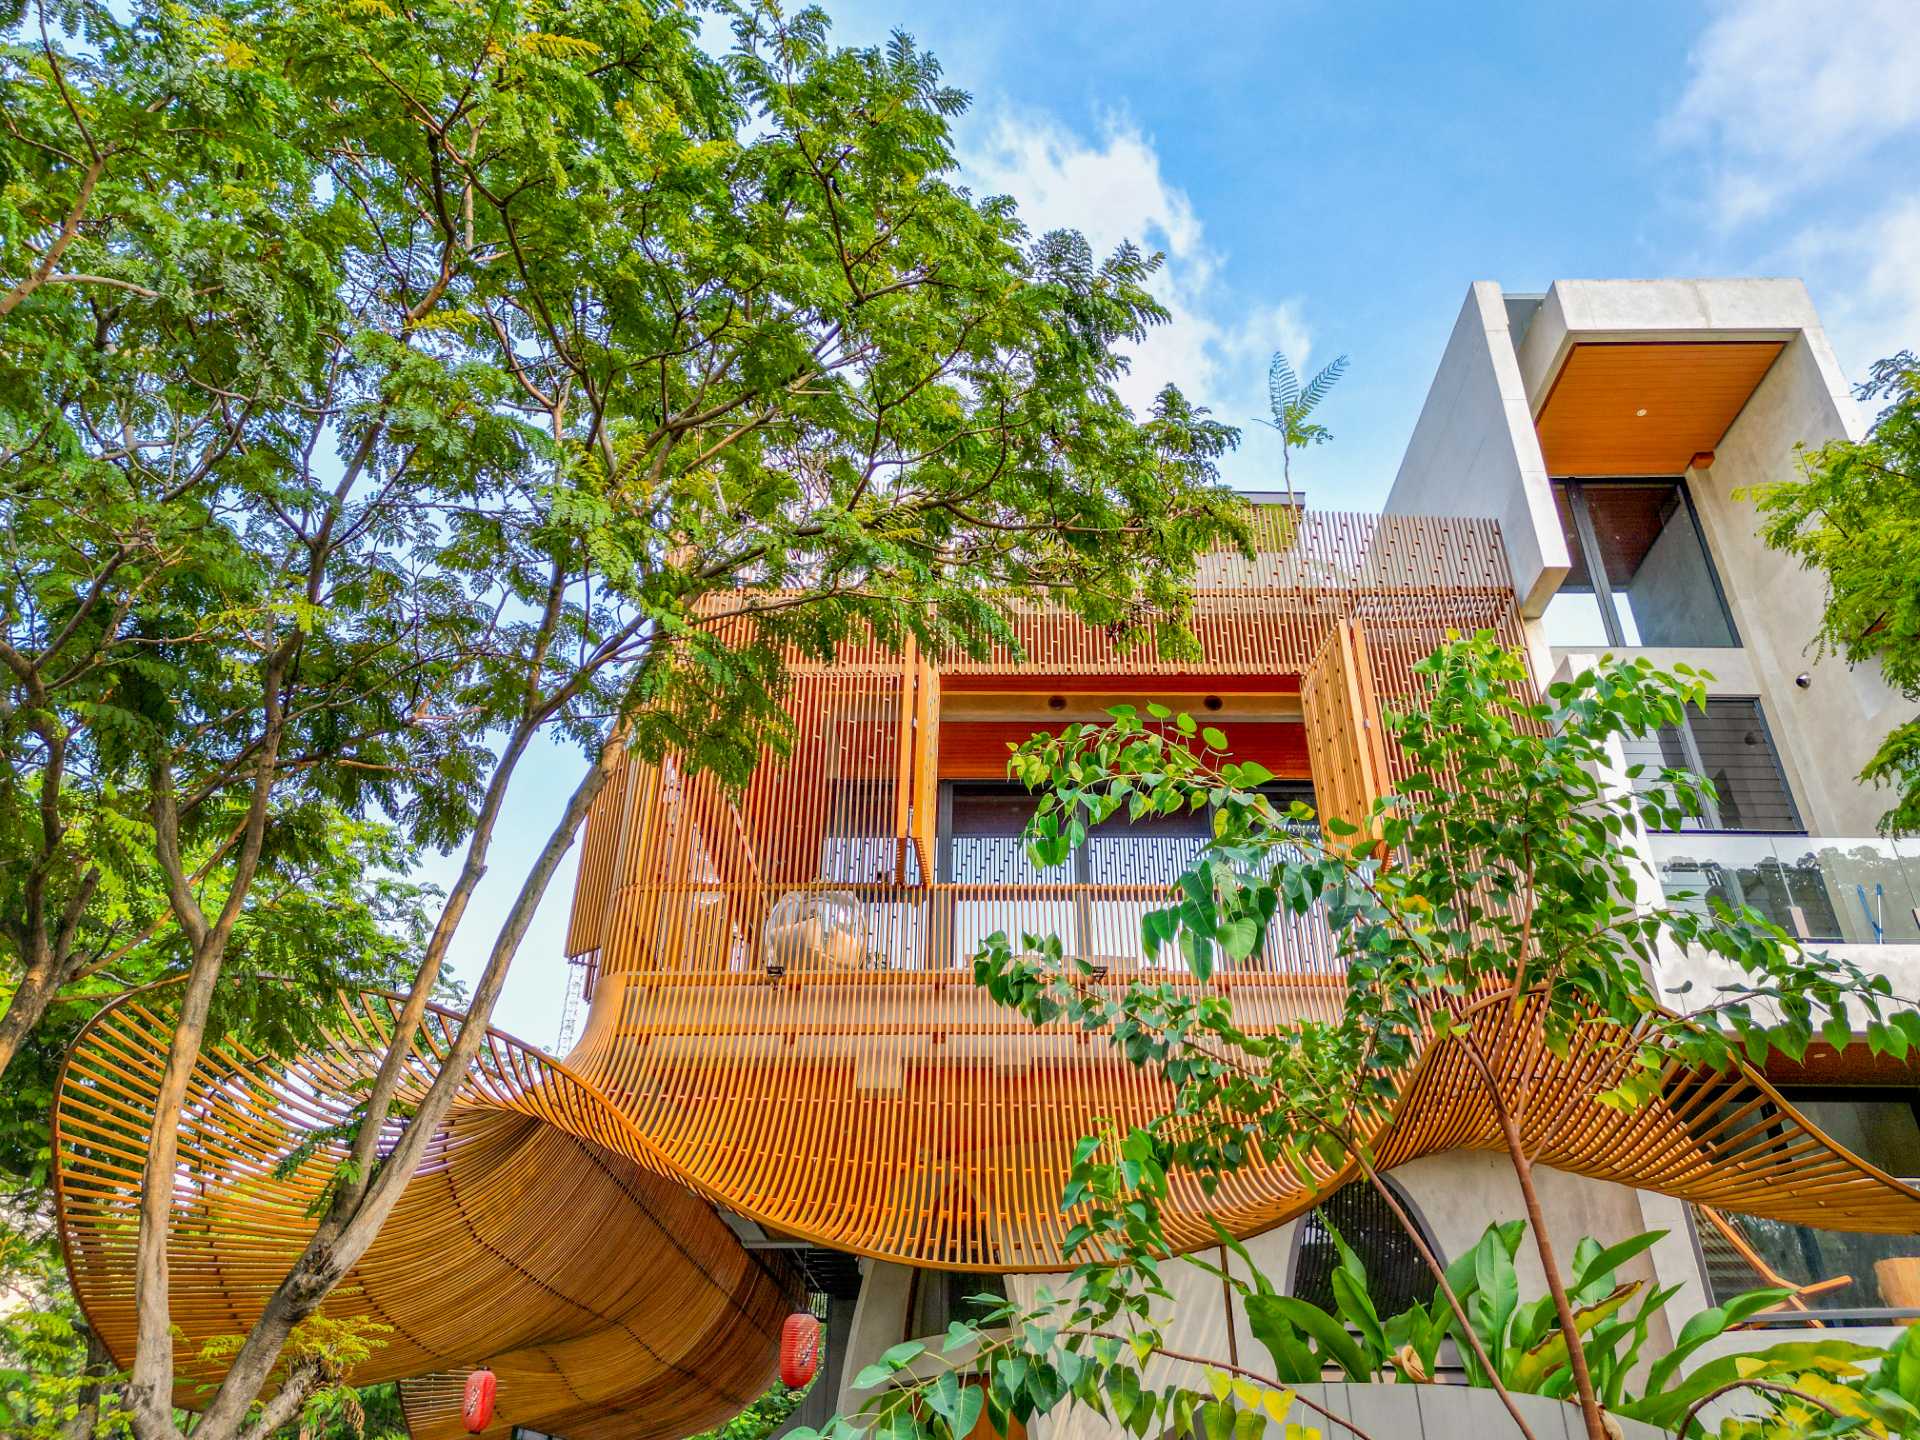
<box><xmin>1210</xmin><ymin>1212</ymin><xmax>1822</xmax><ymax>1413</ymax></box>
<box><xmin>1691</xmin><ymin>1324</ymin><xmax>1920</xmax><ymax>1437</ymax></box>
<box><xmin>1254</xmin><ymin>349</ymin><xmax>1348</xmax><ymax>507</ymax></box>
<box><xmin>5</xmin><ymin>0</ymin><xmax>1247</xmax><ymax>1431</ymax></box>
<box><xmin>780</xmin><ymin>640</ymin><xmax>1920</xmax><ymax>1440</ymax></box>
<box><xmin>1747</xmin><ymin>349</ymin><xmax>1920</xmax><ymax>834</ymax></box>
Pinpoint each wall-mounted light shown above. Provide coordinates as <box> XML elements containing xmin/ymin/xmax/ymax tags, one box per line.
<box><xmin>1635</xmin><ymin>408</ymin><xmax>1649</xmax><ymax>417</ymax></box>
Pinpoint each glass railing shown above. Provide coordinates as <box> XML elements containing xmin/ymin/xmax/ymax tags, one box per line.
<box><xmin>1692</xmin><ymin>1203</ymin><xmax>1920</xmax><ymax>1319</ymax></box>
<box><xmin>1648</xmin><ymin>833</ymin><xmax>1920</xmax><ymax>945</ymax></box>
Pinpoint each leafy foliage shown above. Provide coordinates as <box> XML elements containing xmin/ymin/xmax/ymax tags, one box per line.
<box><xmin>3</xmin><ymin>0</ymin><xmax>1250</xmax><ymax>1433</ymax></box>
<box><xmin>1254</xmin><ymin>349</ymin><xmax>1347</xmax><ymax>505</ymax></box>
<box><xmin>0</xmin><ymin>1181</ymin><xmax>130</xmax><ymax>1440</ymax></box>
<box><xmin>1748</xmin><ymin>350</ymin><xmax>1920</xmax><ymax>834</ymax></box>
<box><xmin>950</xmin><ymin>636</ymin><xmax>1910</xmax><ymax>1440</ymax></box>
<box><xmin>981</xmin><ymin>637</ymin><xmax>1905</xmax><ymax>1210</ymax></box>
<box><xmin>0</xmin><ymin>0</ymin><xmax>1247</xmax><ymax>1087</ymax></box>
<box><xmin>797</xmin><ymin>1211</ymin><xmax>1913</xmax><ymax>1440</ymax></box>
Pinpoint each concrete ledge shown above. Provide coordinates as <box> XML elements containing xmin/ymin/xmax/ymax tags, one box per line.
<box><xmin>1275</xmin><ymin>1383</ymin><xmax>1664</xmax><ymax>1440</ymax></box>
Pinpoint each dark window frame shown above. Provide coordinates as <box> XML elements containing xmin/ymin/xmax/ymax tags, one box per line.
<box><xmin>1631</xmin><ymin>694</ymin><xmax>1804</xmax><ymax>835</ymax></box>
<box><xmin>1284</xmin><ymin>1174</ymin><xmax>1444</xmax><ymax>1316</ymax></box>
<box><xmin>1551</xmin><ymin>475</ymin><xmax>1741</xmax><ymax>649</ymax></box>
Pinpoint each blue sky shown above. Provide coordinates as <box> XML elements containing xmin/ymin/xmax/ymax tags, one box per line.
<box><xmin>457</xmin><ymin>0</ymin><xmax>1920</xmax><ymax>1045</ymax></box>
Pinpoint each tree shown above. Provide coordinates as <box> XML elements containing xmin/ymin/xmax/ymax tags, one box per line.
<box><xmin>1254</xmin><ymin>348</ymin><xmax>1346</xmax><ymax>507</ymax></box>
<box><xmin>939</xmin><ymin>636</ymin><xmax>1908</xmax><ymax>1440</ymax></box>
<box><xmin>2</xmin><ymin>0</ymin><xmax>1246</xmax><ymax>1435</ymax></box>
<box><xmin>1749</xmin><ymin>350</ymin><xmax>1920</xmax><ymax>835</ymax></box>
<box><xmin>0</xmin><ymin>0</ymin><xmax>371</xmax><ymax>1076</ymax></box>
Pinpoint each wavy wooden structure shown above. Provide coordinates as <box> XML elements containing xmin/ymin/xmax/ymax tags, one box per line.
<box><xmin>53</xmin><ymin>510</ymin><xmax>1920</xmax><ymax>1439</ymax></box>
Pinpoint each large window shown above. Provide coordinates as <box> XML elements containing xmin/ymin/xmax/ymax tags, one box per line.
<box><xmin>941</xmin><ymin>781</ymin><xmax>1317</xmax><ymax>887</ymax></box>
<box><xmin>938</xmin><ymin>780</ymin><xmax>1319</xmax><ymax>970</ymax></box>
<box><xmin>1693</xmin><ymin>1091</ymin><xmax>1920</xmax><ymax>1318</ymax></box>
<box><xmin>1621</xmin><ymin>696</ymin><xmax>1801</xmax><ymax>832</ymax></box>
<box><xmin>1544</xmin><ymin>479</ymin><xmax>1737</xmax><ymax>649</ymax></box>
<box><xmin>1289</xmin><ymin>1178</ymin><xmax>1440</xmax><ymax>1316</ymax></box>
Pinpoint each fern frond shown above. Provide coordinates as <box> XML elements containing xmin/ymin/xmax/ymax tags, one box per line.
<box><xmin>1299</xmin><ymin>354</ymin><xmax>1348</xmax><ymax>413</ymax></box>
<box><xmin>1267</xmin><ymin>350</ymin><xmax>1299</xmax><ymax>420</ymax></box>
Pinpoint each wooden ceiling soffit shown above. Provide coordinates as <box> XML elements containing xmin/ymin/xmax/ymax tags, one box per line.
<box><xmin>1536</xmin><ymin>341</ymin><xmax>1786</xmax><ymax>476</ymax></box>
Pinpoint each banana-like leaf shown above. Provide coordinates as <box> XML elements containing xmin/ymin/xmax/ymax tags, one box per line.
<box><xmin>1243</xmin><ymin>1294</ymin><xmax>1322</xmax><ymax>1384</ymax></box>
<box><xmin>1619</xmin><ymin>1340</ymin><xmax>1885</xmax><ymax>1431</ymax></box>
<box><xmin>1248</xmin><ymin>1294</ymin><xmax>1373</xmax><ymax>1381</ymax></box>
<box><xmin>1570</xmin><ymin>1229</ymin><xmax>1665</xmax><ymax>1303</ymax></box>
<box><xmin>1504</xmin><ymin>1281</ymin><xmax>1641</xmax><ymax>1393</ymax></box>
<box><xmin>1644</xmin><ymin>1285</ymin><xmax>1793</xmax><ymax>1396</ymax></box>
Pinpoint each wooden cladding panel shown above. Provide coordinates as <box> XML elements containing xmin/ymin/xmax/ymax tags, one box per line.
<box><xmin>55</xmin><ymin>990</ymin><xmax>797</xmax><ymax>1440</ymax></box>
<box><xmin>910</xmin><ymin>652</ymin><xmax>940</xmax><ymax>876</ymax></box>
<box><xmin>1536</xmin><ymin>341</ymin><xmax>1786</xmax><ymax>476</ymax></box>
<box><xmin>1299</xmin><ymin>620</ymin><xmax>1389</xmax><ymax>851</ymax></box>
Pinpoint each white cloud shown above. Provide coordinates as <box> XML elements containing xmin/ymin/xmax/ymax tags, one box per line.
<box><xmin>960</xmin><ymin>109</ymin><xmax>1311</xmax><ymax>442</ymax></box>
<box><xmin>1662</xmin><ymin>0</ymin><xmax>1920</xmax><ymax>376</ymax></box>
<box><xmin>1665</xmin><ymin>0</ymin><xmax>1920</xmax><ymax>223</ymax></box>
<box><xmin>1793</xmin><ymin>196</ymin><xmax>1920</xmax><ymax>373</ymax></box>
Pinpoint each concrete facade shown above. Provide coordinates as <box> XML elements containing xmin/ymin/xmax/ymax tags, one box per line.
<box><xmin>1397</xmin><ymin>275</ymin><xmax>1906</xmax><ymax>836</ymax></box>
<box><xmin>1386</xmin><ymin>283</ymin><xmax>1569</xmax><ymax>616</ymax></box>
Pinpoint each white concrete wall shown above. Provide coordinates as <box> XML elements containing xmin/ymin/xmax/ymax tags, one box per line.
<box><xmin>1680</xmin><ymin>335</ymin><xmax>1905</xmax><ymax>836</ymax></box>
<box><xmin>1386</xmin><ymin>283</ymin><xmax>1570</xmax><ymax>616</ymax></box>
<box><xmin>1506</xmin><ymin>277</ymin><xmax>1901</xmax><ymax>836</ymax></box>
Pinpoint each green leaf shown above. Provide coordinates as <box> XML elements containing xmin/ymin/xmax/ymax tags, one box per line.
<box><xmin>1571</xmin><ymin>1229</ymin><xmax>1665</xmax><ymax>1300</ymax></box>
<box><xmin>1220</xmin><ymin>917</ymin><xmax>1261</xmax><ymax>962</ymax></box>
<box><xmin>1248</xmin><ymin>1294</ymin><xmax>1372</xmax><ymax>1381</ymax></box>
<box><xmin>951</xmin><ymin>1383</ymin><xmax>984</xmax><ymax>1437</ymax></box>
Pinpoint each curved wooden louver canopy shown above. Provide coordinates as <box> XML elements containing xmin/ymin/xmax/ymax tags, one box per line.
<box><xmin>53</xmin><ymin>510</ymin><xmax>1920</xmax><ymax>1440</ymax></box>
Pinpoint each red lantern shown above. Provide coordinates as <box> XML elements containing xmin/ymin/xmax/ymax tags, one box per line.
<box><xmin>462</xmin><ymin>1368</ymin><xmax>496</xmax><ymax>1433</ymax></box>
<box><xmin>779</xmin><ymin>1312</ymin><xmax>821</xmax><ymax>1389</ymax></box>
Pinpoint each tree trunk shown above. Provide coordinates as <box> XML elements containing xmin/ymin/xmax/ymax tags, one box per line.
<box><xmin>61</xmin><ymin>1323</ymin><xmax>116</xmax><ymax>1440</ymax></box>
<box><xmin>1466</xmin><ymin>1041</ymin><xmax>1610</xmax><ymax>1440</ymax></box>
<box><xmin>0</xmin><ymin>943</ymin><xmax>59</xmax><ymax>1077</ymax></box>
<box><xmin>125</xmin><ymin>941</ymin><xmax>228</xmax><ymax>1440</ymax></box>
<box><xmin>186</xmin><ymin>741</ymin><xmax>623</xmax><ymax>1440</ymax></box>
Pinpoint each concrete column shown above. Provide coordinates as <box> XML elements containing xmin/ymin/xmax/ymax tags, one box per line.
<box><xmin>834</xmin><ymin>1261</ymin><xmax>915</xmax><ymax>1416</ymax></box>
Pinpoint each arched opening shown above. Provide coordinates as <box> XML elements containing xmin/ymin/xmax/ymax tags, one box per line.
<box><xmin>1287</xmin><ymin>1177</ymin><xmax>1441</xmax><ymax>1315</ymax></box>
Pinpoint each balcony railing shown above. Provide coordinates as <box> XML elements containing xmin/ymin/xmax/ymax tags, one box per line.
<box><xmin>609</xmin><ymin>878</ymin><xmax>1344</xmax><ymax>982</ymax></box>
<box><xmin>1648</xmin><ymin>833</ymin><xmax>1920</xmax><ymax>946</ymax></box>
<box><xmin>1691</xmin><ymin>1202</ymin><xmax>1920</xmax><ymax>1321</ymax></box>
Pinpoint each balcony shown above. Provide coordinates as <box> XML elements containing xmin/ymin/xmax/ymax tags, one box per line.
<box><xmin>1692</xmin><ymin>1202</ymin><xmax>1920</xmax><ymax>1323</ymax></box>
<box><xmin>1647</xmin><ymin>833</ymin><xmax>1920</xmax><ymax>946</ymax></box>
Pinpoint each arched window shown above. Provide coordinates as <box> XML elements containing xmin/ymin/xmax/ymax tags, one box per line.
<box><xmin>1288</xmin><ymin>1178</ymin><xmax>1441</xmax><ymax>1315</ymax></box>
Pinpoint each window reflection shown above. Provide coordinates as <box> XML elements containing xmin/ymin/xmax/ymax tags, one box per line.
<box><xmin>1544</xmin><ymin>479</ymin><xmax>1737</xmax><ymax>649</ymax></box>
<box><xmin>1693</xmin><ymin>1093</ymin><xmax>1920</xmax><ymax>1317</ymax></box>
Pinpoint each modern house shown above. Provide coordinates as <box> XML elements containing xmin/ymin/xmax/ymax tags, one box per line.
<box><xmin>51</xmin><ymin>279</ymin><xmax>1920</xmax><ymax>1440</ymax></box>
